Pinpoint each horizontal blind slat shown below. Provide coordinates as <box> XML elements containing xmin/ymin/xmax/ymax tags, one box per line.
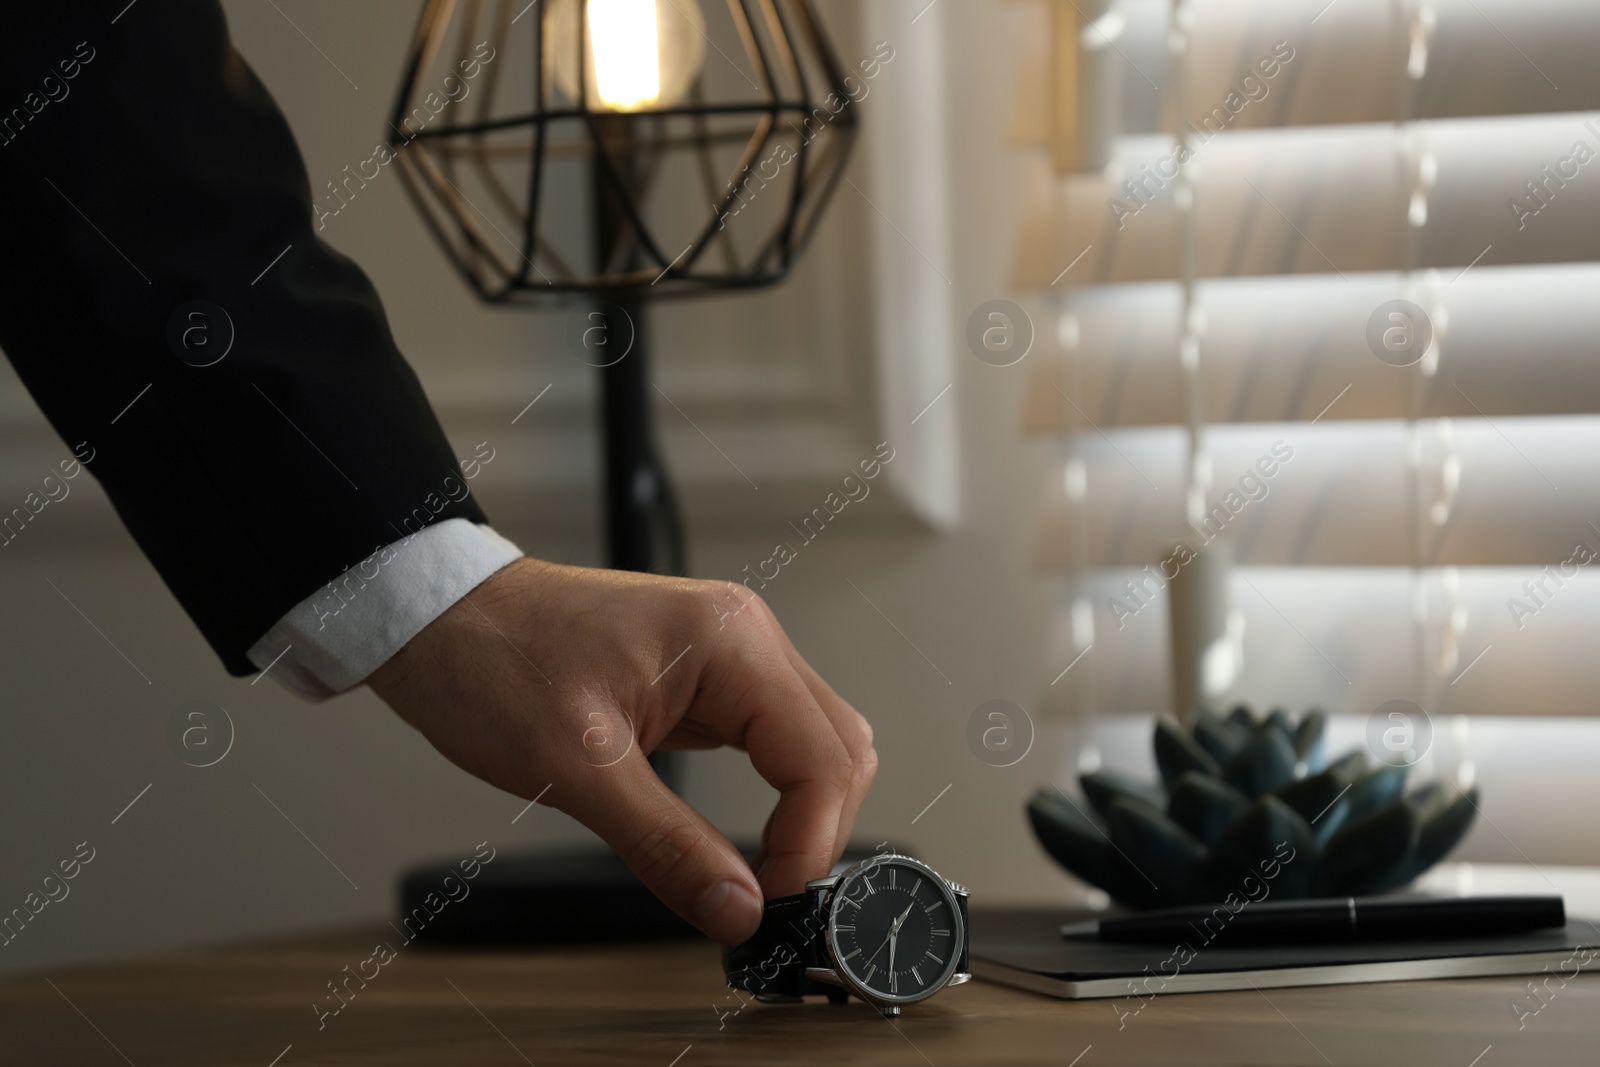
<box><xmin>1037</xmin><ymin>418</ymin><xmax>1600</xmax><ymax>567</ymax></box>
<box><xmin>1053</xmin><ymin>566</ymin><xmax>1600</xmax><ymax>717</ymax></box>
<box><xmin>1013</xmin><ymin>114</ymin><xmax>1600</xmax><ymax>285</ymax></box>
<box><xmin>1023</xmin><ymin>263</ymin><xmax>1600</xmax><ymax>430</ymax></box>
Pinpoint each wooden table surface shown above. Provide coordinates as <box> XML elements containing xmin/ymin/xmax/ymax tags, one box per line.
<box><xmin>3</xmin><ymin>919</ymin><xmax>1594</xmax><ymax>1066</ymax></box>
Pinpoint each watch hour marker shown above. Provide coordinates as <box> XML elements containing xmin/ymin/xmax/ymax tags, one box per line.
<box><xmin>841</xmin><ymin>948</ymin><xmax>861</xmax><ymax>961</ymax></box>
<box><xmin>890</xmin><ymin>971</ymin><xmax>899</xmax><ymax>993</ymax></box>
<box><xmin>911</xmin><ymin>967</ymin><xmax>924</xmax><ymax>984</ymax></box>
<box><xmin>926</xmin><ymin>950</ymin><xmax>944</xmax><ymax>964</ymax></box>
<box><xmin>835</xmin><ymin>925</ymin><xmax>855</xmax><ymax>932</ymax></box>
<box><xmin>924</xmin><ymin>902</ymin><xmax>943</xmax><ymax>913</ymax></box>
<box><xmin>865</xmin><ymin>965</ymin><xmax>876</xmax><ymax>983</ymax></box>
<box><xmin>889</xmin><ymin>868</ymin><xmax>896</xmax><ymax>889</ymax></box>
<box><xmin>932</xmin><ymin>929</ymin><xmax>950</xmax><ymax>937</ymax></box>
<box><xmin>843</xmin><ymin>897</ymin><xmax>861</xmax><ymax>909</ymax></box>
<box><xmin>911</xmin><ymin>878</ymin><xmax>922</xmax><ymax>897</ymax></box>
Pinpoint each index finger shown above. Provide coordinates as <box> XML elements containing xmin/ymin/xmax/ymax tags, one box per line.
<box><xmin>700</xmin><ymin>637</ymin><xmax>856</xmax><ymax>898</ymax></box>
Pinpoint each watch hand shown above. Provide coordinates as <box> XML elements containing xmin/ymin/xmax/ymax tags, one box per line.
<box><xmin>888</xmin><ymin>900</ymin><xmax>914</xmax><ymax>982</ymax></box>
<box><xmin>863</xmin><ymin>928</ymin><xmax>894</xmax><ymax>969</ymax></box>
<box><xmin>864</xmin><ymin>902</ymin><xmax>918</xmax><ymax>970</ymax></box>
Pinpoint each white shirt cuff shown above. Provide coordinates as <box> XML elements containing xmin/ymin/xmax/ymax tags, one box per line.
<box><xmin>247</xmin><ymin>518</ymin><xmax>524</xmax><ymax>702</ymax></box>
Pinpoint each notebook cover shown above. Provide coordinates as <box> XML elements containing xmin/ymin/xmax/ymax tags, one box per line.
<box><xmin>970</xmin><ymin>908</ymin><xmax>1597</xmax><ymax>1000</ymax></box>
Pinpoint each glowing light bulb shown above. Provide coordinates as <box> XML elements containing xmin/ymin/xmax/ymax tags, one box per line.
<box><xmin>588</xmin><ymin>0</ymin><xmax>662</xmax><ymax>110</ymax></box>
<box><xmin>547</xmin><ymin>0</ymin><xmax>707</xmax><ymax>113</ymax></box>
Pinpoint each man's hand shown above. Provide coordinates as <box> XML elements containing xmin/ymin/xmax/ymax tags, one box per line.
<box><xmin>367</xmin><ymin>557</ymin><xmax>878</xmax><ymax>945</ymax></box>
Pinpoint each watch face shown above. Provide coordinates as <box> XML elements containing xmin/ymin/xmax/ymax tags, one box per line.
<box><xmin>827</xmin><ymin>855</ymin><xmax>963</xmax><ymax>1004</ymax></box>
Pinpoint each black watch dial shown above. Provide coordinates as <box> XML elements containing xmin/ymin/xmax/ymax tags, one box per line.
<box><xmin>827</xmin><ymin>855</ymin><xmax>962</xmax><ymax>1003</ymax></box>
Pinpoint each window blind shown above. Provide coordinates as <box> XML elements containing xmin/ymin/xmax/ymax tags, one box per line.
<box><xmin>1013</xmin><ymin>0</ymin><xmax>1600</xmax><ymax>719</ymax></box>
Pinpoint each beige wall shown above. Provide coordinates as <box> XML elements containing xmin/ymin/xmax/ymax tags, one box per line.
<box><xmin>0</xmin><ymin>0</ymin><xmax>1593</xmax><ymax>979</ymax></box>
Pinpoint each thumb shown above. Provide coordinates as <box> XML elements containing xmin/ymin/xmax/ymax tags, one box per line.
<box><xmin>562</xmin><ymin>748</ymin><xmax>765</xmax><ymax>944</ymax></box>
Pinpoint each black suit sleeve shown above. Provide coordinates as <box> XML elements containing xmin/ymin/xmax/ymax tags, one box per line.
<box><xmin>0</xmin><ymin>1</ymin><xmax>489</xmax><ymax>675</ymax></box>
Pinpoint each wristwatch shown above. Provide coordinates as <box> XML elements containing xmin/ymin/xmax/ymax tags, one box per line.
<box><xmin>722</xmin><ymin>852</ymin><xmax>970</xmax><ymax>1016</ymax></box>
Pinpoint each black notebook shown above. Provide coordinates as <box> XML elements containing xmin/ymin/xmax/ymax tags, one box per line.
<box><xmin>970</xmin><ymin>908</ymin><xmax>1597</xmax><ymax>1000</ymax></box>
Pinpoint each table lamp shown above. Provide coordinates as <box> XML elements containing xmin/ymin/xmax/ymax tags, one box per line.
<box><xmin>388</xmin><ymin>0</ymin><xmax>862</xmax><ymax>942</ymax></box>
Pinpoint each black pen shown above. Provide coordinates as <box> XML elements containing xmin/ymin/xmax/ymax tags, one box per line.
<box><xmin>1061</xmin><ymin>895</ymin><xmax>1566</xmax><ymax>945</ymax></box>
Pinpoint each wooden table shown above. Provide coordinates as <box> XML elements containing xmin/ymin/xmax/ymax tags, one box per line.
<box><xmin>3</xmin><ymin>918</ymin><xmax>1593</xmax><ymax>1066</ymax></box>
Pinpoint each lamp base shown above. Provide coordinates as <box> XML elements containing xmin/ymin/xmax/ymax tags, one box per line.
<box><xmin>398</xmin><ymin>841</ymin><xmax>902</xmax><ymax>945</ymax></box>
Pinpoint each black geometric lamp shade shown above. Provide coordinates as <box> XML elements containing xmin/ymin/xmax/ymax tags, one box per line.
<box><xmin>388</xmin><ymin>0</ymin><xmax>861</xmax><ymax>300</ymax></box>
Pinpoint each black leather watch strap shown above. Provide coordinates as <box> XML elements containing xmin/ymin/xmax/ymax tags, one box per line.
<box><xmin>955</xmin><ymin>893</ymin><xmax>971</xmax><ymax>974</ymax></box>
<box><xmin>721</xmin><ymin>891</ymin><xmax>833</xmax><ymax>999</ymax></box>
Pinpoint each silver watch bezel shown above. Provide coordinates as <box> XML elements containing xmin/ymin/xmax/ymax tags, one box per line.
<box><xmin>821</xmin><ymin>852</ymin><xmax>966</xmax><ymax>1007</ymax></box>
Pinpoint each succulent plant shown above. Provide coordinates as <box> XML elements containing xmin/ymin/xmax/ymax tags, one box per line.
<box><xmin>1027</xmin><ymin>707</ymin><xmax>1479</xmax><ymax>908</ymax></box>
